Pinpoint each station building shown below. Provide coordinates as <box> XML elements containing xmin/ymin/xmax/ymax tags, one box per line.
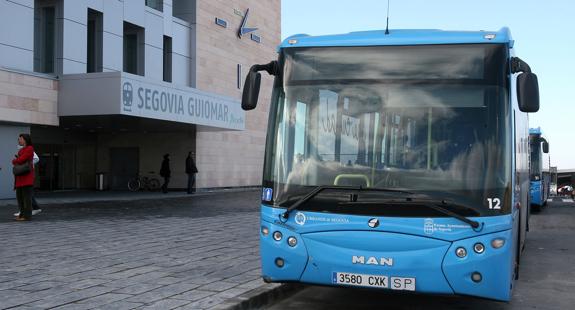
<box><xmin>0</xmin><ymin>0</ymin><xmax>280</xmax><ymax>198</ymax></box>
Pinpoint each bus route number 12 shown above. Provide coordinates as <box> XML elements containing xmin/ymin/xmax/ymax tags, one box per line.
<box><xmin>487</xmin><ymin>198</ymin><xmax>501</xmax><ymax>210</ymax></box>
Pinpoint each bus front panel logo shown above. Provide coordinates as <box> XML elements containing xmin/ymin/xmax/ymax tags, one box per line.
<box><xmin>352</xmin><ymin>255</ymin><xmax>394</xmax><ymax>266</ymax></box>
<box><xmin>368</xmin><ymin>218</ymin><xmax>379</xmax><ymax>228</ymax></box>
<box><xmin>295</xmin><ymin>212</ymin><xmax>306</xmax><ymax>225</ymax></box>
<box><xmin>424</xmin><ymin>218</ymin><xmax>434</xmax><ymax>235</ymax></box>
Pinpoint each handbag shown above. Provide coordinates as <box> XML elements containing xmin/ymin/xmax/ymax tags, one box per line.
<box><xmin>13</xmin><ymin>161</ymin><xmax>31</xmax><ymax>176</ymax></box>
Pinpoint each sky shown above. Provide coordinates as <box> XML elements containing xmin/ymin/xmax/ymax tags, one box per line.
<box><xmin>281</xmin><ymin>0</ymin><xmax>575</xmax><ymax>170</ymax></box>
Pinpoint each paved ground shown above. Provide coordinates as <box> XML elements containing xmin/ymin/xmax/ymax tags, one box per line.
<box><xmin>0</xmin><ymin>190</ymin><xmax>279</xmax><ymax>310</ymax></box>
<box><xmin>266</xmin><ymin>197</ymin><xmax>575</xmax><ymax>310</ymax></box>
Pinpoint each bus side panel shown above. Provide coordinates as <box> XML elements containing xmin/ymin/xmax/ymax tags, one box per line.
<box><xmin>511</xmin><ymin>73</ymin><xmax>530</xmax><ymax>252</ymax></box>
<box><xmin>530</xmin><ymin>180</ymin><xmax>543</xmax><ymax>208</ymax></box>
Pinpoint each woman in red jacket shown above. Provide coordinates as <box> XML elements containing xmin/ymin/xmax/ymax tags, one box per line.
<box><xmin>12</xmin><ymin>133</ymin><xmax>35</xmax><ymax>221</ymax></box>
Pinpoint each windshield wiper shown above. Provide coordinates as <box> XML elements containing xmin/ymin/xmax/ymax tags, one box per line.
<box><xmin>342</xmin><ymin>198</ymin><xmax>481</xmax><ymax>229</ymax></box>
<box><xmin>280</xmin><ymin>185</ymin><xmax>413</xmax><ymax>221</ymax></box>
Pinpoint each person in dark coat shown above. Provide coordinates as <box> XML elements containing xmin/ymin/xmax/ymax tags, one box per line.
<box><xmin>12</xmin><ymin>133</ymin><xmax>35</xmax><ymax>221</ymax></box>
<box><xmin>160</xmin><ymin>154</ymin><xmax>171</xmax><ymax>193</ymax></box>
<box><xmin>185</xmin><ymin>151</ymin><xmax>198</xmax><ymax>194</ymax></box>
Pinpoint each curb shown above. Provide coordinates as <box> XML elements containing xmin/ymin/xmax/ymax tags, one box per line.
<box><xmin>212</xmin><ymin>283</ymin><xmax>304</xmax><ymax>310</ymax></box>
<box><xmin>0</xmin><ymin>187</ymin><xmax>260</xmax><ymax>207</ymax></box>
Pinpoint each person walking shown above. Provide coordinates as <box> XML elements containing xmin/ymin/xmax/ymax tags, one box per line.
<box><xmin>13</xmin><ymin>151</ymin><xmax>42</xmax><ymax>217</ymax></box>
<box><xmin>185</xmin><ymin>151</ymin><xmax>198</xmax><ymax>194</ymax></box>
<box><xmin>12</xmin><ymin>133</ymin><xmax>35</xmax><ymax>221</ymax></box>
<box><xmin>160</xmin><ymin>153</ymin><xmax>171</xmax><ymax>194</ymax></box>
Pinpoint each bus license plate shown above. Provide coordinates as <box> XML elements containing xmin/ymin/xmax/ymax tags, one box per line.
<box><xmin>332</xmin><ymin>272</ymin><xmax>415</xmax><ymax>291</ymax></box>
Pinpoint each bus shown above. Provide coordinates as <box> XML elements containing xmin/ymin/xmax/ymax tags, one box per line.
<box><xmin>529</xmin><ymin>127</ymin><xmax>550</xmax><ymax>211</ymax></box>
<box><xmin>242</xmin><ymin>28</ymin><xmax>540</xmax><ymax>301</ymax></box>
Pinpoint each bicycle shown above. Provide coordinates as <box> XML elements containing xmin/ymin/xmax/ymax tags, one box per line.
<box><xmin>127</xmin><ymin>172</ymin><xmax>161</xmax><ymax>192</ymax></box>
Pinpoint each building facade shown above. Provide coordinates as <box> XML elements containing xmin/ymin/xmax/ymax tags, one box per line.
<box><xmin>0</xmin><ymin>0</ymin><xmax>280</xmax><ymax>198</ymax></box>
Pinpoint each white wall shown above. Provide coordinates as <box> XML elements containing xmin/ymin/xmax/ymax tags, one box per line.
<box><xmin>0</xmin><ymin>0</ymin><xmax>34</xmax><ymax>71</ymax></box>
<box><xmin>0</xmin><ymin>0</ymin><xmax>193</xmax><ymax>87</ymax></box>
<box><xmin>59</xmin><ymin>0</ymin><xmax>193</xmax><ymax>86</ymax></box>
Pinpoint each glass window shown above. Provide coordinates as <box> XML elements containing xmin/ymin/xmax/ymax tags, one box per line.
<box><xmin>163</xmin><ymin>36</ymin><xmax>172</xmax><ymax>82</ymax></box>
<box><xmin>264</xmin><ymin>44</ymin><xmax>511</xmax><ymax>216</ymax></box>
<box><xmin>145</xmin><ymin>0</ymin><xmax>163</xmax><ymax>12</ymax></box>
<box><xmin>87</xmin><ymin>9</ymin><xmax>103</xmax><ymax>73</ymax></box>
<box><xmin>530</xmin><ymin>135</ymin><xmax>542</xmax><ymax>180</ymax></box>
<box><xmin>123</xmin><ymin>22</ymin><xmax>145</xmax><ymax>76</ymax></box>
<box><xmin>34</xmin><ymin>6</ymin><xmax>56</xmax><ymax>73</ymax></box>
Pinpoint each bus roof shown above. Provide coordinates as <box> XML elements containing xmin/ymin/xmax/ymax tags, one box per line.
<box><xmin>530</xmin><ymin>127</ymin><xmax>543</xmax><ymax>135</ymax></box>
<box><xmin>280</xmin><ymin>27</ymin><xmax>513</xmax><ymax>50</ymax></box>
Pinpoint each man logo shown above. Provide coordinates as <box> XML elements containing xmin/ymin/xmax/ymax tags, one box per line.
<box><xmin>368</xmin><ymin>218</ymin><xmax>380</xmax><ymax>228</ymax></box>
<box><xmin>352</xmin><ymin>255</ymin><xmax>394</xmax><ymax>266</ymax></box>
<box><xmin>294</xmin><ymin>212</ymin><xmax>306</xmax><ymax>226</ymax></box>
<box><xmin>122</xmin><ymin>82</ymin><xmax>133</xmax><ymax>112</ymax></box>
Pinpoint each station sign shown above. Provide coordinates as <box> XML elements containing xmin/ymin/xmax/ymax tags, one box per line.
<box><xmin>121</xmin><ymin>75</ymin><xmax>245</xmax><ymax>130</ymax></box>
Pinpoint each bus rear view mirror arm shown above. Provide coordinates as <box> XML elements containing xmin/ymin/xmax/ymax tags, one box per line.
<box><xmin>241</xmin><ymin>61</ymin><xmax>280</xmax><ymax>111</ymax></box>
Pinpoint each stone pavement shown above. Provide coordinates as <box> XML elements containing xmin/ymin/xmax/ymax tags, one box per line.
<box><xmin>0</xmin><ymin>190</ymin><xmax>280</xmax><ymax>309</ymax></box>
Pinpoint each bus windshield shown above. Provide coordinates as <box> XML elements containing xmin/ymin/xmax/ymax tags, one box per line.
<box><xmin>263</xmin><ymin>44</ymin><xmax>512</xmax><ymax>216</ymax></box>
<box><xmin>530</xmin><ymin>136</ymin><xmax>542</xmax><ymax>180</ymax></box>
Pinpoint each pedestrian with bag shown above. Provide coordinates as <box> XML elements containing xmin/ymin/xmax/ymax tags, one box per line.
<box><xmin>12</xmin><ymin>133</ymin><xmax>35</xmax><ymax>221</ymax></box>
<box><xmin>160</xmin><ymin>153</ymin><xmax>171</xmax><ymax>194</ymax></box>
<box><xmin>14</xmin><ymin>151</ymin><xmax>42</xmax><ymax>217</ymax></box>
<box><xmin>185</xmin><ymin>151</ymin><xmax>198</xmax><ymax>194</ymax></box>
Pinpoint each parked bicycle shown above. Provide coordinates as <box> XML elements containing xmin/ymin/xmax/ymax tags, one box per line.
<box><xmin>128</xmin><ymin>172</ymin><xmax>161</xmax><ymax>192</ymax></box>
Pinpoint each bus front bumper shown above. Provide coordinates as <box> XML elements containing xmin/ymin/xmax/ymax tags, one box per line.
<box><xmin>261</xmin><ymin>223</ymin><xmax>514</xmax><ymax>301</ymax></box>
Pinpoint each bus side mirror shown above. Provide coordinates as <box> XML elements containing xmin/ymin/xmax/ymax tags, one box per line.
<box><xmin>242</xmin><ymin>70</ymin><xmax>261</xmax><ymax>111</ymax></box>
<box><xmin>517</xmin><ymin>72</ymin><xmax>540</xmax><ymax>113</ymax></box>
<box><xmin>543</xmin><ymin>141</ymin><xmax>549</xmax><ymax>153</ymax></box>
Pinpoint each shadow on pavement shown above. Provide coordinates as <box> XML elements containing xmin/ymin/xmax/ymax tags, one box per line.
<box><xmin>0</xmin><ymin>190</ymin><xmax>261</xmax><ymax>223</ymax></box>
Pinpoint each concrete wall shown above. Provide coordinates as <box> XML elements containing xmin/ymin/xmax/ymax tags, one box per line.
<box><xmin>0</xmin><ymin>69</ymin><xmax>59</xmax><ymax>126</ymax></box>
<box><xmin>194</xmin><ymin>0</ymin><xmax>280</xmax><ymax>188</ymax></box>
<box><xmin>0</xmin><ymin>124</ymin><xmax>30</xmax><ymax>199</ymax></box>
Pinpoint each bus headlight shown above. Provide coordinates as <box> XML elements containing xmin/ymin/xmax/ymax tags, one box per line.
<box><xmin>471</xmin><ymin>272</ymin><xmax>483</xmax><ymax>283</ymax></box>
<box><xmin>491</xmin><ymin>238</ymin><xmax>505</xmax><ymax>249</ymax></box>
<box><xmin>473</xmin><ymin>243</ymin><xmax>485</xmax><ymax>254</ymax></box>
<box><xmin>275</xmin><ymin>257</ymin><xmax>285</xmax><ymax>267</ymax></box>
<box><xmin>261</xmin><ymin>226</ymin><xmax>269</xmax><ymax>236</ymax></box>
<box><xmin>455</xmin><ymin>247</ymin><xmax>467</xmax><ymax>258</ymax></box>
<box><xmin>273</xmin><ymin>231</ymin><xmax>283</xmax><ymax>241</ymax></box>
<box><xmin>287</xmin><ymin>236</ymin><xmax>297</xmax><ymax>247</ymax></box>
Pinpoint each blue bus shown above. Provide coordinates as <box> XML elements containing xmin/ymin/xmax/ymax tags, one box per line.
<box><xmin>529</xmin><ymin>127</ymin><xmax>550</xmax><ymax>212</ymax></box>
<box><xmin>242</xmin><ymin>28</ymin><xmax>540</xmax><ymax>301</ymax></box>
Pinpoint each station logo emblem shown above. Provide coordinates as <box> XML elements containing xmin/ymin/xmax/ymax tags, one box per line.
<box><xmin>295</xmin><ymin>212</ymin><xmax>306</xmax><ymax>226</ymax></box>
<box><xmin>122</xmin><ymin>82</ymin><xmax>133</xmax><ymax>112</ymax></box>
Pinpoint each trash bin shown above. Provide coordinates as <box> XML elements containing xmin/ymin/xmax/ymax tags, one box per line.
<box><xmin>96</xmin><ymin>173</ymin><xmax>106</xmax><ymax>191</ymax></box>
